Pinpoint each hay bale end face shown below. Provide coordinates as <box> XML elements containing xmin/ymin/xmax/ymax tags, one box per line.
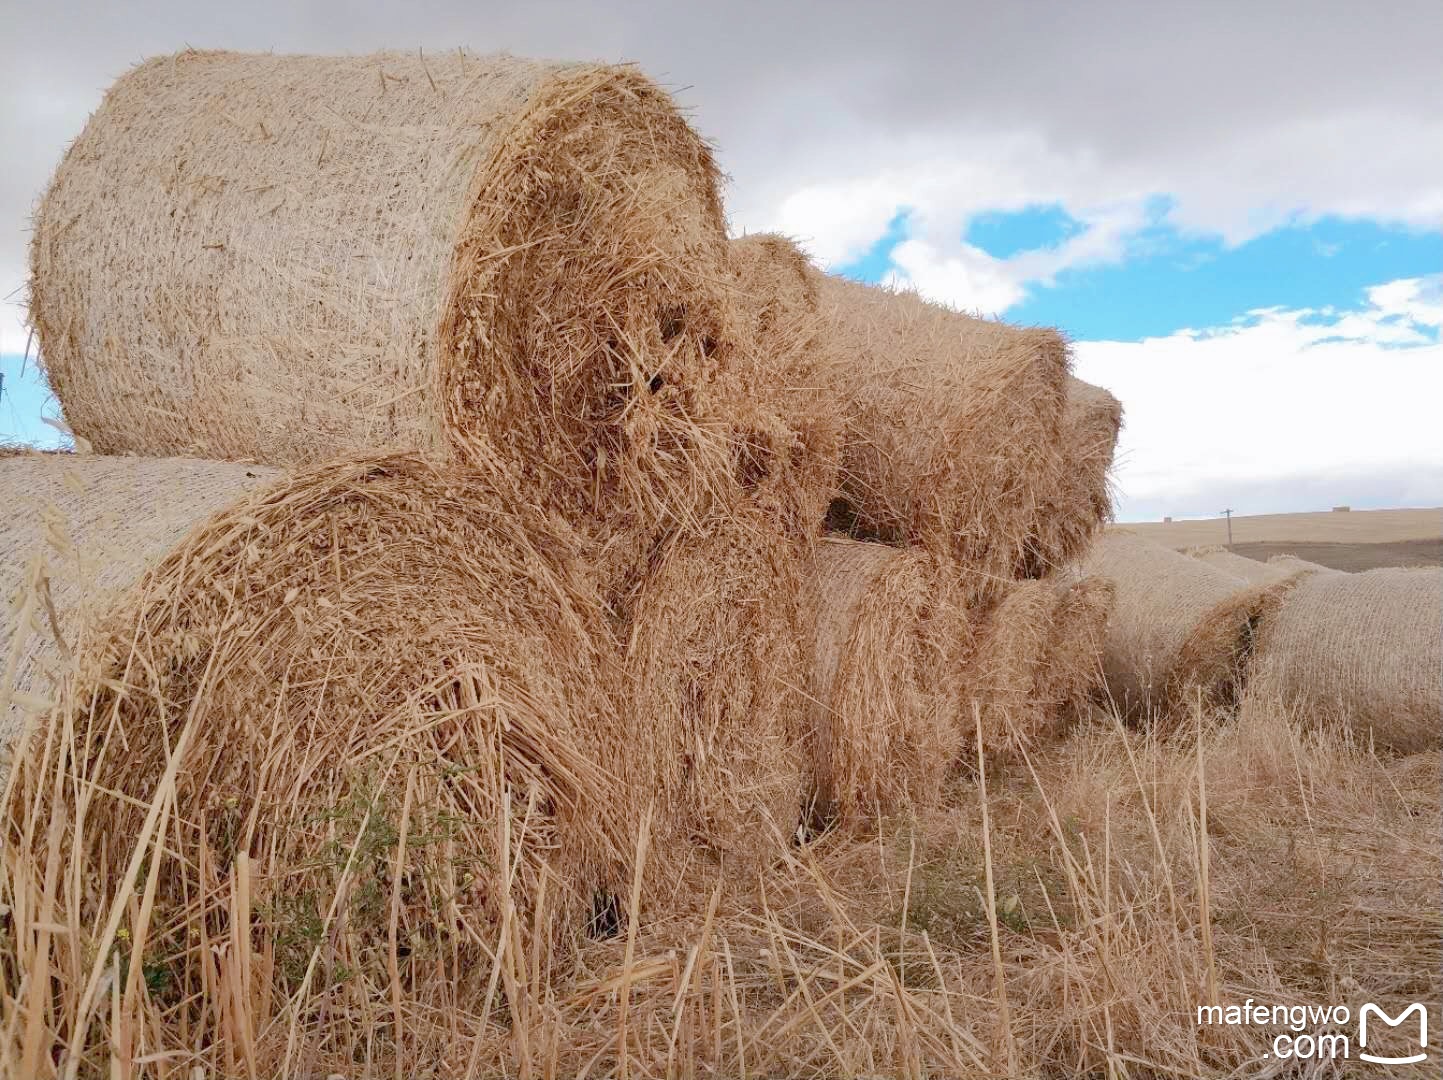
<box><xmin>31</xmin><ymin>49</ymin><xmax>734</xmax><ymax>540</ymax></box>
<box><xmin>1245</xmin><ymin>567</ymin><xmax>1442</xmax><ymax>752</ymax></box>
<box><xmin>4</xmin><ymin>453</ymin><xmax>635</xmax><ymax>1058</ymax></box>
<box><xmin>1</xmin><ymin>451</ymin><xmax>282</xmax><ymax>769</ymax></box>
<box><xmin>814</xmin><ymin>275</ymin><xmax>1069</xmax><ymax>584</ymax></box>
<box><xmin>622</xmin><ymin>501</ymin><xmax>809</xmax><ymax>868</ymax></box>
<box><xmin>804</xmin><ymin>537</ymin><xmax>960</xmax><ymax>826</ymax></box>
<box><xmin>1026</xmin><ymin>378</ymin><xmax>1123</xmax><ymax>575</ymax></box>
<box><xmin>723</xmin><ymin>234</ymin><xmax>843</xmax><ymax>538</ymax></box>
<box><xmin>961</xmin><ymin>571</ymin><xmax>1114</xmax><ymax>757</ymax></box>
<box><xmin>1084</xmin><ymin>531</ymin><xmax>1281</xmax><ymax>721</ymax></box>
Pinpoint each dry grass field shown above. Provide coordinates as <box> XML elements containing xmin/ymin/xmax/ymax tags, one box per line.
<box><xmin>1121</xmin><ymin>506</ymin><xmax>1441</xmax><ymax>547</ymax></box>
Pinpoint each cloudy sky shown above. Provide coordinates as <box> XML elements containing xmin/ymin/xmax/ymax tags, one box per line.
<box><xmin>2</xmin><ymin>1</ymin><xmax>1440</xmax><ymax>520</ymax></box>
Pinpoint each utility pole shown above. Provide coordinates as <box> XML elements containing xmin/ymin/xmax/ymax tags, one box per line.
<box><xmin>1220</xmin><ymin>508</ymin><xmax>1233</xmax><ymax>547</ymax></box>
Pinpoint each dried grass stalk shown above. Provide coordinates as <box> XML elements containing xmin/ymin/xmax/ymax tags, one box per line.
<box><xmin>803</xmin><ymin>537</ymin><xmax>959</xmax><ymax>825</ymax></box>
<box><xmin>724</xmin><ymin>234</ymin><xmax>844</xmax><ymax>537</ymax></box>
<box><xmin>964</xmin><ymin>571</ymin><xmax>1114</xmax><ymax>755</ymax></box>
<box><xmin>2</xmin><ymin>454</ymin><xmax>633</xmax><ymax>1069</ymax></box>
<box><xmin>621</xmin><ymin>500</ymin><xmax>808</xmax><ymax>873</ymax></box>
<box><xmin>31</xmin><ymin>49</ymin><xmax>736</xmax><ymax>546</ymax></box>
<box><xmin>814</xmin><ymin>275</ymin><xmax>1068</xmax><ymax>584</ymax></box>
<box><xmin>1</xmin><ymin>451</ymin><xmax>280</xmax><ymax>771</ymax></box>
<box><xmin>1084</xmin><ymin>532</ymin><xmax>1285</xmax><ymax>721</ymax></box>
<box><xmin>1245</xmin><ymin>567</ymin><xmax>1441</xmax><ymax>752</ymax></box>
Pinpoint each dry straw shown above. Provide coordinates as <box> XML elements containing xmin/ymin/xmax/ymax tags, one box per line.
<box><xmin>31</xmin><ymin>49</ymin><xmax>738</xmax><ymax>553</ymax></box>
<box><xmin>813</xmin><ymin>274</ymin><xmax>1069</xmax><ymax>587</ymax></box>
<box><xmin>725</xmin><ymin>234</ymin><xmax>843</xmax><ymax>537</ymax></box>
<box><xmin>1028</xmin><ymin>378</ymin><xmax>1123</xmax><ymax>573</ymax></box>
<box><xmin>620</xmin><ymin>499</ymin><xmax>809</xmax><ymax>873</ymax></box>
<box><xmin>2</xmin><ymin>453</ymin><xmax>635</xmax><ymax>1072</ymax></box>
<box><xmin>1084</xmin><ymin>531</ymin><xmax>1285</xmax><ymax>721</ymax></box>
<box><xmin>802</xmin><ymin>537</ymin><xmax>960</xmax><ymax>826</ymax></box>
<box><xmin>963</xmin><ymin>571</ymin><xmax>1114</xmax><ymax>755</ymax></box>
<box><xmin>1245</xmin><ymin>567</ymin><xmax>1441</xmax><ymax>752</ymax></box>
<box><xmin>1</xmin><ymin>451</ymin><xmax>280</xmax><ymax>771</ymax></box>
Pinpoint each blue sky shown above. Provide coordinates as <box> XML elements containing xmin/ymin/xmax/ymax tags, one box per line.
<box><xmin>837</xmin><ymin>207</ymin><xmax>1442</xmax><ymax>343</ymax></box>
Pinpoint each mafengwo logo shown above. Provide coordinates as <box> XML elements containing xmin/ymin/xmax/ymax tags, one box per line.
<box><xmin>1357</xmin><ymin>1002</ymin><xmax>1428</xmax><ymax>1066</ymax></box>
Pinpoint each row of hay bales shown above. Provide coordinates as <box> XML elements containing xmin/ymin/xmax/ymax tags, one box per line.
<box><xmin>1082</xmin><ymin>532</ymin><xmax>1441</xmax><ymax>752</ymax></box>
<box><xmin>2</xmin><ymin>48</ymin><xmax>1124</xmax><ymax>1061</ymax></box>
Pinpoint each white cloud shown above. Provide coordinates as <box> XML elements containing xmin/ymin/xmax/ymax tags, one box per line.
<box><xmin>1076</xmin><ymin>276</ymin><xmax>1443</xmax><ymax>520</ymax></box>
<box><xmin>883</xmin><ymin>239</ymin><xmax>1022</xmax><ymax>317</ymax></box>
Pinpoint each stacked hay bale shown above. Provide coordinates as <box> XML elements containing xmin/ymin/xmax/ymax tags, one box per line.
<box><xmin>964</xmin><ymin>572</ymin><xmax>1116</xmax><ymax>755</ymax></box>
<box><xmin>9</xmin><ymin>47</ymin><xmax>1128</xmax><ymax>1072</ymax></box>
<box><xmin>814</xmin><ymin>272</ymin><xmax>1071</xmax><ymax>587</ymax></box>
<box><xmin>1085</xmin><ymin>531</ymin><xmax>1288</xmax><ymax>722</ymax></box>
<box><xmin>1244</xmin><ymin>567</ymin><xmax>1440</xmax><ymax>752</ymax></box>
<box><xmin>732</xmin><ymin>235</ymin><xmax>1121</xmax><ymax>794</ymax></box>
<box><xmin>30</xmin><ymin>49</ymin><xmax>746</xmax><ymax>586</ymax></box>
<box><xmin>11</xmin><ymin>51</ymin><xmax>844</xmax><ymax>1071</ymax></box>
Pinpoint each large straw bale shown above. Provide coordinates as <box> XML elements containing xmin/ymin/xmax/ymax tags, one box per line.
<box><xmin>31</xmin><ymin>49</ymin><xmax>737</xmax><ymax>553</ymax></box>
<box><xmin>3</xmin><ymin>453</ymin><xmax>633</xmax><ymax>1057</ymax></box>
<box><xmin>1245</xmin><ymin>567</ymin><xmax>1441</xmax><ymax>752</ymax></box>
<box><xmin>725</xmin><ymin>234</ymin><xmax>843</xmax><ymax>536</ymax></box>
<box><xmin>1025</xmin><ymin>378</ymin><xmax>1123</xmax><ymax>573</ymax></box>
<box><xmin>1</xmin><ymin>451</ymin><xmax>281</xmax><ymax>770</ymax></box>
<box><xmin>622</xmin><ymin>501</ymin><xmax>809</xmax><ymax>869</ymax></box>
<box><xmin>1084</xmin><ymin>531</ymin><xmax>1284</xmax><ymax>720</ymax></box>
<box><xmin>814</xmin><ymin>275</ymin><xmax>1068</xmax><ymax>584</ymax></box>
<box><xmin>803</xmin><ymin>537</ymin><xmax>960</xmax><ymax>826</ymax></box>
<box><xmin>963</xmin><ymin>571</ymin><xmax>1114</xmax><ymax>755</ymax></box>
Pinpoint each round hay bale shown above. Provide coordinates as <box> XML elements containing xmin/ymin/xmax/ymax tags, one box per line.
<box><xmin>803</xmin><ymin>537</ymin><xmax>959</xmax><ymax>826</ymax></box>
<box><xmin>1084</xmin><ymin>531</ymin><xmax>1285</xmax><ymax>721</ymax></box>
<box><xmin>1245</xmin><ymin>567</ymin><xmax>1441</xmax><ymax>752</ymax></box>
<box><xmin>622</xmin><ymin>501</ymin><xmax>808</xmax><ymax>870</ymax></box>
<box><xmin>813</xmin><ymin>275</ymin><xmax>1069</xmax><ymax>583</ymax></box>
<box><xmin>961</xmin><ymin>571</ymin><xmax>1114</xmax><ymax>756</ymax></box>
<box><xmin>1</xmin><ymin>451</ymin><xmax>281</xmax><ymax>773</ymax></box>
<box><xmin>724</xmin><ymin>234</ymin><xmax>843</xmax><ymax>537</ymax></box>
<box><xmin>3</xmin><ymin>454</ymin><xmax>631</xmax><ymax>1067</ymax></box>
<box><xmin>1024</xmin><ymin>378</ymin><xmax>1123</xmax><ymax>574</ymax></box>
<box><xmin>31</xmin><ymin>49</ymin><xmax>735</xmax><ymax>547</ymax></box>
